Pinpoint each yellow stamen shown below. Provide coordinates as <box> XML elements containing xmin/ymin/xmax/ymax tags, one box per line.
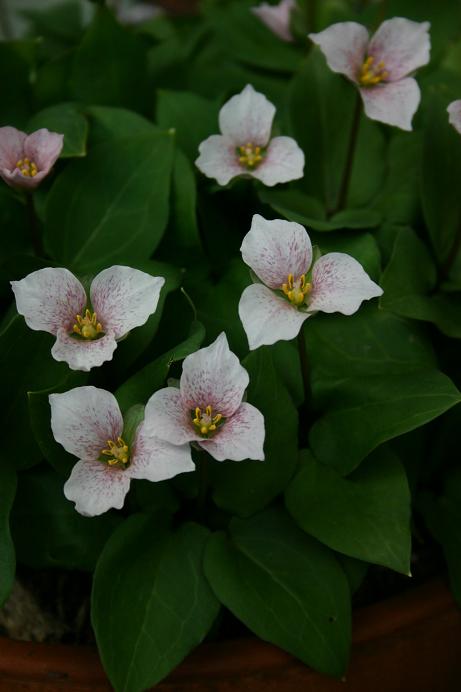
<box><xmin>192</xmin><ymin>405</ymin><xmax>224</xmax><ymax>437</ymax></box>
<box><xmin>358</xmin><ymin>56</ymin><xmax>389</xmax><ymax>87</ymax></box>
<box><xmin>16</xmin><ymin>157</ymin><xmax>39</xmax><ymax>178</ymax></box>
<box><xmin>72</xmin><ymin>309</ymin><xmax>104</xmax><ymax>340</ymax></box>
<box><xmin>101</xmin><ymin>436</ymin><xmax>130</xmax><ymax>469</ymax></box>
<box><xmin>281</xmin><ymin>273</ymin><xmax>311</xmax><ymax>307</ymax></box>
<box><xmin>237</xmin><ymin>142</ymin><xmax>265</xmax><ymax>169</ymax></box>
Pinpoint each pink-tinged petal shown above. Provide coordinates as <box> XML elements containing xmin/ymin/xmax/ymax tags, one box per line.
<box><xmin>219</xmin><ymin>84</ymin><xmax>275</xmax><ymax>146</ymax></box>
<box><xmin>1</xmin><ymin>167</ymin><xmax>49</xmax><ymax>189</ymax></box>
<box><xmin>241</xmin><ymin>214</ymin><xmax>312</xmax><ymax>289</ymax></box>
<box><xmin>368</xmin><ymin>18</ymin><xmax>430</xmax><ymax>82</ymax></box>
<box><xmin>448</xmin><ymin>100</ymin><xmax>461</xmax><ymax>135</ymax></box>
<box><xmin>11</xmin><ymin>267</ymin><xmax>86</xmax><ymax>335</ymax></box>
<box><xmin>359</xmin><ymin>77</ymin><xmax>420</xmax><ymax>130</ymax></box>
<box><xmin>64</xmin><ymin>459</ymin><xmax>131</xmax><ymax>517</ymax></box>
<box><xmin>180</xmin><ymin>333</ymin><xmax>249</xmax><ymax>417</ymax></box>
<box><xmin>0</xmin><ymin>126</ymin><xmax>26</xmax><ymax>169</ymax></box>
<box><xmin>251</xmin><ymin>0</ymin><xmax>295</xmax><ymax>42</ymax></box>
<box><xmin>143</xmin><ymin>387</ymin><xmax>201</xmax><ymax>445</ymax></box>
<box><xmin>239</xmin><ymin>283</ymin><xmax>311</xmax><ymax>350</ymax></box>
<box><xmin>128</xmin><ymin>421</ymin><xmax>195</xmax><ymax>481</ymax></box>
<box><xmin>51</xmin><ymin>329</ymin><xmax>118</xmax><ymax>371</ymax></box>
<box><xmin>195</xmin><ymin>135</ymin><xmax>243</xmax><ymax>185</ymax></box>
<box><xmin>49</xmin><ymin>386</ymin><xmax>123</xmax><ymax>460</ymax></box>
<box><xmin>90</xmin><ymin>265</ymin><xmax>164</xmax><ymax>339</ymax></box>
<box><xmin>308</xmin><ymin>22</ymin><xmax>369</xmax><ymax>83</ymax></box>
<box><xmin>199</xmin><ymin>402</ymin><xmax>265</xmax><ymax>462</ymax></box>
<box><xmin>250</xmin><ymin>136</ymin><xmax>305</xmax><ymax>186</ymax></box>
<box><xmin>24</xmin><ymin>129</ymin><xmax>64</xmax><ymax>173</ymax></box>
<box><xmin>308</xmin><ymin>252</ymin><xmax>383</xmax><ymax>315</ymax></box>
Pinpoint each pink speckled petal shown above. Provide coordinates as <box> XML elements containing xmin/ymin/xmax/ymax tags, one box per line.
<box><xmin>448</xmin><ymin>100</ymin><xmax>461</xmax><ymax>135</ymax></box>
<box><xmin>199</xmin><ymin>402</ymin><xmax>265</xmax><ymax>461</ymax></box>
<box><xmin>241</xmin><ymin>214</ymin><xmax>312</xmax><ymax>289</ymax></box>
<box><xmin>250</xmin><ymin>136</ymin><xmax>305</xmax><ymax>186</ymax></box>
<box><xmin>308</xmin><ymin>22</ymin><xmax>369</xmax><ymax>83</ymax></box>
<box><xmin>128</xmin><ymin>421</ymin><xmax>195</xmax><ymax>481</ymax></box>
<box><xmin>180</xmin><ymin>333</ymin><xmax>249</xmax><ymax>417</ymax></box>
<box><xmin>24</xmin><ymin>129</ymin><xmax>64</xmax><ymax>172</ymax></box>
<box><xmin>359</xmin><ymin>77</ymin><xmax>420</xmax><ymax>131</ymax></box>
<box><xmin>219</xmin><ymin>84</ymin><xmax>275</xmax><ymax>146</ymax></box>
<box><xmin>0</xmin><ymin>126</ymin><xmax>26</xmax><ymax>170</ymax></box>
<box><xmin>90</xmin><ymin>265</ymin><xmax>164</xmax><ymax>339</ymax></box>
<box><xmin>251</xmin><ymin>0</ymin><xmax>295</xmax><ymax>42</ymax></box>
<box><xmin>143</xmin><ymin>387</ymin><xmax>200</xmax><ymax>445</ymax></box>
<box><xmin>368</xmin><ymin>18</ymin><xmax>430</xmax><ymax>82</ymax></box>
<box><xmin>52</xmin><ymin>329</ymin><xmax>118</xmax><ymax>371</ymax></box>
<box><xmin>195</xmin><ymin>135</ymin><xmax>243</xmax><ymax>185</ymax></box>
<box><xmin>11</xmin><ymin>267</ymin><xmax>86</xmax><ymax>335</ymax></box>
<box><xmin>2</xmin><ymin>167</ymin><xmax>49</xmax><ymax>189</ymax></box>
<box><xmin>309</xmin><ymin>252</ymin><xmax>383</xmax><ymax>315</ymax></box>
<box><xmin>64</xmin><ymin>459</ymin><xmax>131</xmax><ymax>517</ymax></box>
<box><xmin>49</xmin><ymin>386</ymin><xmax>123</xmax><ymax>460</ymax></box>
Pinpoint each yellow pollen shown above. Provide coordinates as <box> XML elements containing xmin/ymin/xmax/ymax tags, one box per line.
<box><xmin>237</xmin><ymin>142</ymin><xmax>265</xmax><ymax>169</ymax></box>
<box><xmin>192</xmin><ymin>405</ymin><xmax>223</xmax><ymax>437</ymax></box>
<box><xmin>101</xmin><ymin>436</ymin><xmax>130</xmax><ymax>468</ymax></box>
<box><xmin>281</xmin><ymin>273</ymin><xmax>311</xmax><ymax>307</ymax></box>
<box><xmin>358</xmin><ymin>56</ymin><xmax>389</xmax><ymax>86</ymax></box>
<box><xmin>72</xmin><ymin>309</ymin><xmax>104</xmax><ymax>340</ymax></box>
<box><xmin>16</xmin><ymin>157</ymin><xmax>38</xmax><ymax>178</ymax></box>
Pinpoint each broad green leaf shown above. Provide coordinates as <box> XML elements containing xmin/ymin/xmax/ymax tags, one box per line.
<box><xmin>210</xmin><ymin>348</ymin><xmax>298</xmax><ymax>517</ymax></box>
<box><xmin>0</xmin><ymin>41</ymin><xmax>34</xmax><ymax>127</ymax></box>
<box><xmin>87</xmin><ymin>106</ymin><xmax>157</xmax><ymax>144</ymax></box>
<box><xmin>204</xmin><ymin>508</ymin><xmax>351</xmax><ymax>677</ymax></box>
<box><xmin>0</xmin><ymin>465</ymin><xmax>16</xmax><ymax>606</ymax></box>
<box><xmin>44</xmin><ymin>130</ymin><xmax>174</xmax><ymax>270</ymax></box>
<box><xmin>286</xmin><ymin>448</ymin><xmax>411</xmax><ymax>573</ymax></box>
<box><xmin>92</xmin><ymin>517</ymin><xmax>219</xmax><ymax>692</ymax></box>
<box><xmin>20</xmin><ymin>0</ymin><xmax>85</xmax><ymax>44</ymax></box>
<box><xmin>27</xmin><ymin>102</ymin><xmax>88</xmax><ymax>158</ymax></box>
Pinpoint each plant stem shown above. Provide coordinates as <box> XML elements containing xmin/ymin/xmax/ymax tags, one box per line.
<box><xmin>195</xmin><ymin>452</ymin><xmax>209</xmax><ymax>521</ymax></box>
<box><xmin>306</xmin><ymin>0</ymin><xmax>316</xmax><ymax>33</ymax></box>
<box><xmin>26</xmin><ymin>193</ymin><xmax>43</xmax><ymax>257</ymax></box>
<box><xmin>332</xmin><ymin>91</ymin><xmax>362</xmax><ymax>215</ymax></box>
<box><xmin>297</xmin><ymin>327</ymin><xmax>311</xmax><ymax>410</ymax></box>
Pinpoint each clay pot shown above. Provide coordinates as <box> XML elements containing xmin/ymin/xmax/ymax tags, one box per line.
<box><xmin>0</xmin><ymin>579</ymin><xmax>459</xmax><ymax>691</ymax></box>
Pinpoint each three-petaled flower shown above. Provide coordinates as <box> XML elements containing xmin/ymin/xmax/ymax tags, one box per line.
<box><xmin>49</xmin><ymin>386</ymin><xmax>194</xmax><ymax>516</ymax></box>
<box><xmin>309</xmin><ymin>17</ymin><xmax>431</xmax><ymax>131</ymax></box>
<box><xmin>448</xmin><ymin>100</ymin><xmax>461</xmax><ymax>134</ymax></box>
<box><xmin>251</xmin><ymin>0</ymin><xmax>295</xmax><ymax>42</ymax></box>
<box><xmin>0</xmin><ymin>126</ymin><xmax>63</xmax><ymax>189</ymax></box>
<box><xmin>143</xmin><ymin>333</ymin><xmax>265</xmax><ymax>462</ymax></box>
<box><xmin>195</xmin><ymin>84</ymin><xmax>304</xmax><ymax>187</ymax></box>
<box><xmin>238</xmin><ymin>215</ymin><xmax>383</xmax><ymax>350</ymax></box>
<box><xmin>11</xmin><ymin>265</ymin><xmax>164</xmax><ymax>371</ymax></box>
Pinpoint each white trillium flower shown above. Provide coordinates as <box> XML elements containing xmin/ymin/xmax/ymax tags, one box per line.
<box><xmin>195</xmin><ymin>84</ymin><xmax>305</xmax><ymax>187</ymax></box>
<box><xmin>238</xmin><ymin>215</ymin><xmax>383</xmax><ymax>350</ymax></box>
<box><xmin>143</xmin><ymin>333</ymin><xmax>265</xmax><ymax>462</ymax></box>
<box><xmin>251</xmin><ymin>0</ymin><xmax>296</xmax><ymax>42</ymax></box>
<box><xmin>448</xmin><ymin>100</ymin><xmax>461</xmax><ymax>134</ymax></box>
<box><xmin>11</xmin><ymin>265</ymin><xmax>165</xmax><ymax>372</ymax></box>
<box><xmin>309</xmin><ymin>17</ymin><xmax>431</xmax><ymax>131</ymax></box>
<box><xmin>50</xmin><ymin>386</ymin><xmax>194</xmax><ymax>516</ymax></box>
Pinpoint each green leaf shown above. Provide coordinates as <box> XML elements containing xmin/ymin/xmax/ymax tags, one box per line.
<box><xmin>44</xmin><ymin>130</ymin><xmax>174</xmax><ymax>271</ymax></box>
<box><xmin>0</xmin><ymin>41</ymin><xmax>34</xmax><ymax>127</ymax></box>
<box><xmin>11</xmin><ymin>465</ymin><xmax>120</xmax><ymax>571</ymax></box>
<box><xmin>204</xmin><ymin>508</ymin><xmax>351</xmax><ymax>677</ymax></box>
<box><xmin>92</xmin><ymin>517</ymin><xmax>219</xmax><ymax>692</ymax></box>
<box><xmin>286</xmin><ymin>448</ymin><xmax>412</xmax><ymax>573</ymax></box>
<box><xmin>162</xmin><ymin>150</ymin><xmax>202</xmax><ymax>260</ymax></box>
<box><xmin>0</xmin><ymin>465</ymin><xmax>16</xmax><ymax>606</ymax></box>
<box><xmin>87</xmin><ymin>106</ymin><xmax>157</xmax><ymax>144</ymax></box>
<box><xmin>210</xmin><ymin>348</ymin><xmax>298</xmax><ymax>517</ymax></box>
<box><xmin>27</xmin><ymin>102</ymin><xmax>89</xmax><ymax>158</ymax></box>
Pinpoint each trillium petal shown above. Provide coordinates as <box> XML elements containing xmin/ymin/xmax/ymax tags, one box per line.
<box><xmin>143</xmin><ymin>387</ymin><xmax>200</xmax><ymax>445</ymax></box>
<box><xmin>64</xmin><ymin>459</ymin><xmax>131</xmax><ymax>516</ymax></box>
<box><xmin>180</xmin><ymin>333</ymin><xmax>249</xmax><ymax>417</ymax></box>
<box><xmin>52</xmin><ymin>329</ymin><xmax>118</xmax><ymax>371</ymax></box>
<box><xmin>448</xmin><ymin>100</ymin><xmax>461</xmax><ymax>135</ymax></box>
<box><xmin>199</xmin><ymin>403</ymin><xmax>265</xmax><ymax>462</ymax></box>
<box><xmin>368</xmin><ymin>18</ymin><xmax>430</xmax><ymax>82</ymax></box>
<box><xmin>219</xmin><ymin>84</ymin><xmax>275</xmax><ymax>146</ymax></box>
<box><xmin>90</xmin><ymin>265</ymin><xmax>164</xmax><ymax>339</ymax></box>
<box><xmin>359</xmin><ymin>78</ymin><xmax>420</xmax><ymax>131</ymax></box>
<box><xmin>308</xmin><ymin>252</ymin><xmax>383</xmax><ymax>315</ymax></box>
<box><xmin>2</xmin><ymin>168</ymin><xmax>49</xmax><ymax>189</ymax></box>
<box><xmin>195</xmin><ymin>135</ymin><xmax>243</xmax><ymax>185</ymax></box>
<box><xmin>0</xmin><ymin>126</ymin><xmax>26</xmax><ymax>170</ymax></box>
<box><xmin>49</xmin><ymin>386</ymin><xmax>123</xmax><ymax>460</ymax></box>
<box><xmin>250</xmin><ymin>136</ymin><xmax>305</xmax><ymax>186</ymax></box>
<box><xmin>251</xmin><ymin>0</ymin><xmax>295</xmax><ymax>42</ymax></box>
<box><xmin>239</xmin><ymin>283</ymin><xmax>310</xmax><ymax>350</ymax></box>
<box><xmin>24</xmin><ymin>129</ymin><xmax>64</xmax><ymax>173</ymax></box>
<box><xmin>11</xmin><ymin>267</ymin><xmax>86</xmax><ymax>335</ymax></box>
<box><xmin>128</xmin><ymin>421</ymin><xmax>195</xmax><ymax>481</ymax></box>
<box><xmin>308</xmin><ymin>22</ymin><xmax>369</xmax><ymax>83</ymax></box>
<box><xmin>241</xmin><ymin>214</ymin><xmax>312</xmax><ymax>289</ymax></box>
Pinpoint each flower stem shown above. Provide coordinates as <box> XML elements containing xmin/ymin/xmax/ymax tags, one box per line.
<box><xmin>331</xmin><ymin>91</ymin><xmax>362</xmax><ymax>215</ymax></box>
<box><xmin>306</xmin><ymin>0</ymin><xmax>317</xmax><ymax>32</ymax></box>
<box><xmin>195</xmin><ymin>452</ymin><xmax>209</xmax><ymax>521</ymax></box>
<box><xmin>26</xmin><ymin>193</ymin><xmax>43</xmax><ymax>257</ymax></box>
<box><xmin>297</xmin><ymin>327</ymin><xmax>311</xmax><ymax>410</ymax></box>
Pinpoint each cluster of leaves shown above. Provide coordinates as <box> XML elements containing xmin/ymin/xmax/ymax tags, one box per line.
<box><xmin>1</xmin><ymin>0</ymin><xmax>461</xmax><ymax>689</ymax></box>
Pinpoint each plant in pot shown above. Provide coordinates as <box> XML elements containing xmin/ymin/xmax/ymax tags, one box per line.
<box><xmin>1</xmin><ymin>0</ymin><xmax>461</xmax><ymax>690</ymax></box>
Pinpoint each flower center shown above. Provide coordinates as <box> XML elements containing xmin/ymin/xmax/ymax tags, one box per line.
<box><xmin>72</xmin><ymin>309</ymin><xmax>104</xmax><ymax>340</ymax></box>
<box><xmin>282</xmin><ymin>273</ymin><xmax>311</xmax><ymax>307</ymax></box>
<box><xmin>358</xmin><ymin>56</ymin><xmax>389</xmax><ymax>86</ymax></box>
<box><xmin>100</xmin><ymin>437</ymin><xmax>130</xmax><ymax>469</ymax></box>
<box><xmin>192</xmin><ymin>405</ymin><xmax>224</xmax><ymax>437</ymax></box>
<box><xmin>237</xmin><ymin>142</ymin><xmax>265</xmax><ymax>169</ymax></box>
<box><xmin>16</xmin><ymin>157</ymin><xmax>38</xmax><ymax>177</ymax></box>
